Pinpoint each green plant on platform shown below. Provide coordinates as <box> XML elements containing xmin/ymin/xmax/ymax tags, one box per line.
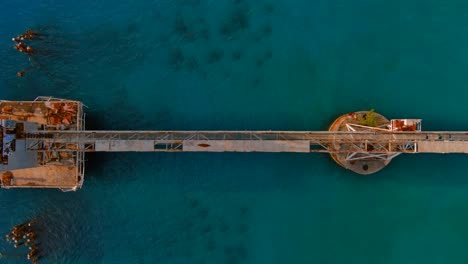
<box><xmin>358</xmin><ymin>109</ymin><xmax>378</xmax><ymax>127</ymax></box>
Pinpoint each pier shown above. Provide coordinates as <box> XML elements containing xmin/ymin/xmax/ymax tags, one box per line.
<box><xmin>1</xmin><ymin>97</ymin><xmax>467</xmax><ymax>191</ymax></box>
<box><xmin>23</xmin><ymin>130</ymin><xmax>468</xmax><ymax>153</ymax></box>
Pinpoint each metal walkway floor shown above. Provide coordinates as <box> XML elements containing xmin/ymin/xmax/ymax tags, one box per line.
<box><xmin>24</xmin><ymin>130</ymin><xmax>468</xmax><ymax>153</ymax></box>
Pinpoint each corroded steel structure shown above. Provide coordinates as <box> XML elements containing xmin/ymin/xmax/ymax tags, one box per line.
<box><xmin>1</xmin><ymin>97</ymin><xmax>467</xmax><ymax>191</ymax></box>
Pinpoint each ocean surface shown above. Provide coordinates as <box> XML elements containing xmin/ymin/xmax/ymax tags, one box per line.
<box><xmin>1</xmin><ymin>0</ymin><xmax>468</xmax><ymax>263</ymax></box>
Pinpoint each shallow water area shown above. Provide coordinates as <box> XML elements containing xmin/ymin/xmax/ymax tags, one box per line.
<box><xmin>0</xmin><ymin>0</ymin><xmax>468</xmax><ymax>263</ymax></box>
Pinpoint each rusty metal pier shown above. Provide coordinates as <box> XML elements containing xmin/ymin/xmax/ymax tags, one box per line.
<box><xmin>1</xmin><ymin>97</ymin><xmax>467</xmax><ymax>191</ymax></box>
<box><xmin>24</xmin><ymin>130</ymin><xmax>468</xmax><ymax>154</ymax></box>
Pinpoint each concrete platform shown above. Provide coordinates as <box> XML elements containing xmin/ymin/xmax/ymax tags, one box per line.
<box><xmin>3</xmin><ymin>165</ymin><xmax>78</xmax><ymax>189</ymax></box>
<box><xmin>183</xmin><ymin>140</ymin><xmax>310</xmax><ymax>152</ymax></box>
<box><xmin>95</xmin><ymin>140</ymin><xmax>154</xmax><ymax>151</ymax></box>
<box><xmin>418</xmin><ymin>141</ymin><xmax>468</xmax><ymax>153</ymax></box>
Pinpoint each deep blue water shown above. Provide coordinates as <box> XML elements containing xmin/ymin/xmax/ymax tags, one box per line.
<box><xmin>1</xmin><ymin>0</ymin><xmax>468</xmax><ymax>263</ymax></box>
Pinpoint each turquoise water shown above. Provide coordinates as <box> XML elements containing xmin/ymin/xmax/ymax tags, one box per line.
<box><xmin>1</xmin><ymin>0</ymin><xmax>468</xmax><ymax>263</ymax></box>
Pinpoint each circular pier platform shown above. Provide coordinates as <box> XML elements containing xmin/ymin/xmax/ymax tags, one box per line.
<box><xmin>329</xmin><ymin>111</ymin><xmax>390</xmax><ymax>175</ymax></box>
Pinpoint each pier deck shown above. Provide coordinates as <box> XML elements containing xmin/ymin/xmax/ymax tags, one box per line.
<box><xmin>2</xmin><ymin>165</ymin><xmax>78</xmax><ymax>189</ymax></box>
<box><xmin>25</xmin><ymin>130</ymin><xmax>468</xmax><ymax>153</ymax></box>
<box><xmin>1</xmin><ymin>97</ymin><xmax>85</xmax><ymax>191</ymax></box>
<box><xmin>1</xmin><ymin>98</ymin><xmax>467</xmax><ymax>191</ymax></box>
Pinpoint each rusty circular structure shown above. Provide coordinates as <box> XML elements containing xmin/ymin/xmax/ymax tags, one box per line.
<box><xmin>329</xmin><ymin>111</ymin><xmax>390</xmax><ymax>175</ymax></box>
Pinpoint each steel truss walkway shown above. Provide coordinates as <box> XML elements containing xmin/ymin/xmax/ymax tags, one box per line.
<box><xmin>24</xmin><ymin>130</ymin><xmax>468</xmax><ymax>154</ymax></box>
<box><xmin>3</xmin><ymin>97</ymin><xmax>466</xmax><ymax>188</ymax></box>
